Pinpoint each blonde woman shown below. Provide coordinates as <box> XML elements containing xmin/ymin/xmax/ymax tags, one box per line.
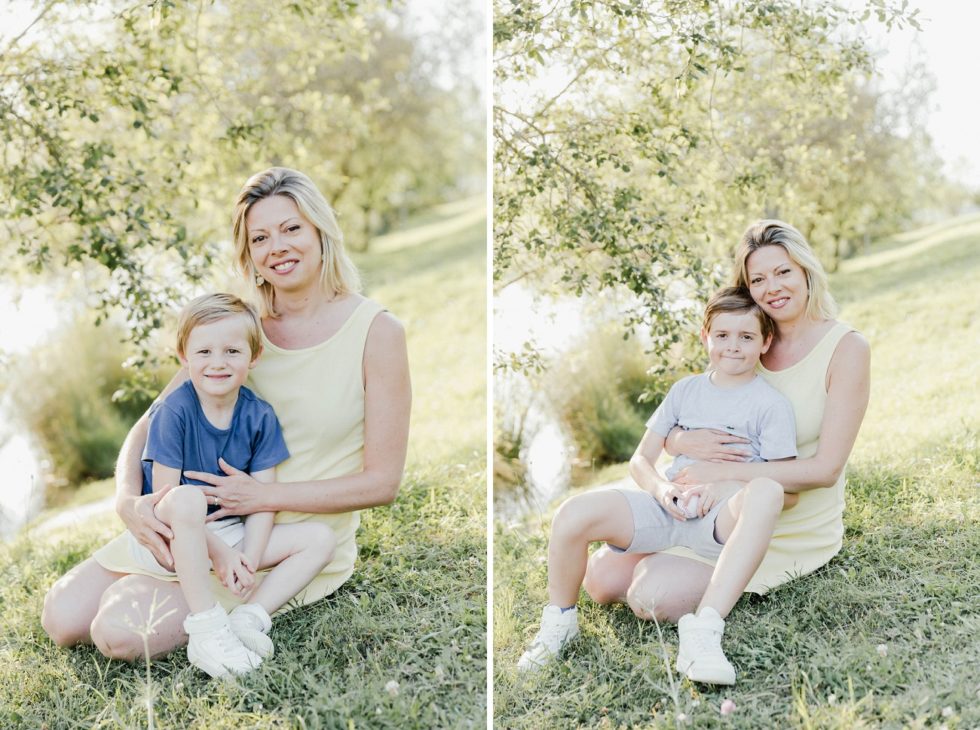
<box><xmin>42</xmin><ymin>167</ymin><xmax>411</xmax><ymax>661</ymax></box>
<box><xmin>582</xmin><ymin>220</ymin><xmax>870</xmax><ymax>671</ymax></box>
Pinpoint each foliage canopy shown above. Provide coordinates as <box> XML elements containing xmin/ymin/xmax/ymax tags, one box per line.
<box><xmin>1</xmin><ymin>0</ymin><xmax>483</xmax><ymax>386</ymax></box>
<box><xmin>494</xmin><ymin>0</ymin><xmax>941</xmax><ymax>373</ymax></box>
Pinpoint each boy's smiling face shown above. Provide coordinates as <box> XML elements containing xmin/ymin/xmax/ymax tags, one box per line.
<box><xmin>701</xmin><ymin>310</ymin><xmax>772</xmax><ymax>383</ymax></box>
<box><xmin>179</xmin><ymin>314</ymin><xmax>259</xmax><ymax>401</ymax></box>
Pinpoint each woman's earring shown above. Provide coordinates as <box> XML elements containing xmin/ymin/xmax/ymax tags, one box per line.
<box><xmin>254</xmin><ymin>270</ymin><xmax>265</xmax><ymax>286</ymax></box>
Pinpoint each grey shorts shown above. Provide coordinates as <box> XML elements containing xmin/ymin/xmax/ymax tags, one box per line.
<box><xmin>609</xmin><ymin>488</ymin><xmax>730</xmax><ymax>560</ymax></box>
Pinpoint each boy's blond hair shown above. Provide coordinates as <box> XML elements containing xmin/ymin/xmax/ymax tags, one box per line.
<box><xmin>702</xmin><ymin>286</ymin><xmax>775</xmax><ymax>342</ymax></box>
<box><xmin>176</xmin><ymin>293</ymin><xmax>262</xmax><ymax>359</ymax></box>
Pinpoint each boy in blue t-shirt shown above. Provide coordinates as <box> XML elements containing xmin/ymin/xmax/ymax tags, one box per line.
<box><xmin>126</xmin><ymin>293</ymin><xmax>336</xmax><ymax>679</ymax></box>
<box><xmin>518</xmin><ymin>287</ymin><xmax>798</xmax><ymax>685</ymax></box>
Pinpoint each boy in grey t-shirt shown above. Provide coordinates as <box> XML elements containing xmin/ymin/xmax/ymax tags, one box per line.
<box><xmin>649</xmin><ymin>370</ymin><xmax>796</xmax><ymax>486</ymax></box>
<box><xmin>518</xmin><ymin>287</ymin><xmax>797</xmax><ymax>686</ymax></box>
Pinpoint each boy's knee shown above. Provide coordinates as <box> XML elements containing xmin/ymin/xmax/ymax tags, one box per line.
<box><xmin>158</xmin><ymin>485</ymin><xmax>206</xmax><ymax>523</ymax></box>
<box><xmin>310</xmin><ymin>523</ymin><xmax>336</xmax><ymax>560</ymax></box>
<box><xmin>551</xmin><ymin>495</ymin><xmax>592</xmax><ymax>540</ymax></box>
<box><xmin>744</xmin><ymin>477</ymin><xmax>784</xmax><ymax>512</ymax></box>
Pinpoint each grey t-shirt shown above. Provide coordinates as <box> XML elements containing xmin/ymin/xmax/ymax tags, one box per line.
<box><xmin>646</xmin><ymin>373</ymin><xmax>797</xmax><ymax>480</ymax></box>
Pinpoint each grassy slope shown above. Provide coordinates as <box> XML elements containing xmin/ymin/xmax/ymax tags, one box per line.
<box><xmin>494</xmin><ymin>215</ymin><xmax>980</xmax><ymax>729</ymax></box>
<box><xmin>0</xmin><ymin>203</ymin><xmax>488</xmax><ymax>729</ymax></box>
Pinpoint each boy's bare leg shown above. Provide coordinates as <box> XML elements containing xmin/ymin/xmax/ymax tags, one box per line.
<box><xmin>248</xmin><ymin>522</ymin><xmax>337</xmax><ymax>614</ymax></box>
<box><xmin>547</xmin><ymin>491</ymin><xmax>635</xmax><ymax>608</ymax></box>
<box><xmin>699</xmin><ymin>477</ymin><xmax>784</xmax><ymax>617</ymax></box>
<box><xmin>154</xmin><ymin>486</ymin><xmax>215</xmax><ymax>614</ymax></box>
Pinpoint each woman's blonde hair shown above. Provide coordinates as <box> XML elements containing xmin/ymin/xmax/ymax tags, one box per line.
<box><xmin>232</xmin><ymin>167</ymin><xmax>361</xmax><ymax>317</ymax></box>
<box><xmin>176</xmin><ymin>292</ymin><xmax>262</xmax><ymax>359</ymax></box>
<box><xmin>733</xmin><ymin>220</ymin><xmax>837</xmax><ymax>321</ymax></box>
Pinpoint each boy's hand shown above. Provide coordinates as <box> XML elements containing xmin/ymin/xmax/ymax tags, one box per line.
<box><xmin>649</xmin><ymin>482</ymin><xmax>690</xmax><ymax>521</ymax></box>
<box><xmin>211</xmin><ymin>547</ymin><xmax>256</xmax><ymax>597</ymax></box>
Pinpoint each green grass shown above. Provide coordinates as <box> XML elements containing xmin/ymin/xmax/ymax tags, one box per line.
<box><xmin>493</xmin><ymin>215</ymin><xmax>980</xmax><ymax>728</ymax></box>
<box><xmin>0</xmin><ymin>201</ymin><xmax>487</xmax><ymax>729</ymax></box>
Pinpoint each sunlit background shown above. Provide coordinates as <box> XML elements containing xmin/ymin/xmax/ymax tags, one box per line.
<box><xmin>0</xmin><ymin>0</ymin><xmax>486</xmax><ymax>538</ymax></box>
<box><xmin>493</xmin><ymin>0</ymin><xmax>980</xmax><ymax>519</ymax></box>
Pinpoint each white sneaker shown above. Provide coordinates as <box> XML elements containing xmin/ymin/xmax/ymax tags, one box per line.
<box><xmin>675</xmin><ymin>606</ymin><xmax>736</xmax><ymax>685</ymax></box>
<box><xmin>229</xmin><ymin>603</ymin><xmax>274</xmax><ymax>659</ymax></box>
<box><xmin>184</xmin><ymin>604</ymin><xmax>262</xmax><ymax>679</ymax></box>
<box><xmin>517</xmin><ymin>605</ymin><xmax>580</xmax><ymax>672</ymax></box>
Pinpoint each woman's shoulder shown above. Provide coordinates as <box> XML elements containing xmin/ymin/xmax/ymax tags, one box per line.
<box><xmin>830</xmin><ymin>325</ymin><xmax>870</xmax><ymax>367</ymax></box>
<box><xmin>362</xmin><ymin>301</ymin><xmax>408</xmax><ymax>378</ymax></box>
<box><xmin>365</xmin><ymin>308</ymin><xmax>406</xmax><ymax>350</ymax></box>
<box><xmin>354</xmin><ymin>295</ymin><xmax>403</xmax><ymax>337</ymax></box>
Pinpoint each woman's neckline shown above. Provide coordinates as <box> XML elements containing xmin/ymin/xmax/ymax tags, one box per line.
<box><xmin>759</xmin><ymin>319</ymin><xmax>841</xmax><ymax>374</ymax></box>
<box><xmin>259</xmin><ymin>296</ymin><xmax>369</xmax><ymax>354</ymax></box>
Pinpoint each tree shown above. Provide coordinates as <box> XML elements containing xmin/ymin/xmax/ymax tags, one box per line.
<box><xmin>493</xmin><ymin>0</ymin><xmax>928</xmax><ymax>371</ymax></box>
<box><xmin>0</xmin><ymin>0</ymin><xmax>483</xmax><ymax>387</ymax></box>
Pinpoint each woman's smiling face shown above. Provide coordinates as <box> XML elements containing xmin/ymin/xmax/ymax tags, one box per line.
<box><xmin>246</xmin><ymin>195</ymin><xmax>322</xmax><ymax>292</ymax></box>
<box><xmin>746</xmin><ymin>244</ymin><xmax>809</xmax><ymax>322</ymax></box>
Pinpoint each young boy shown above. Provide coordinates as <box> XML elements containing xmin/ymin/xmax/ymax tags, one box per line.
<box><xmin>518</xmin><ymin>287</ymin><xmax>797</xmax><ymax>684</ymax></box>
<box><xmin>125</xmin><ymin>293</ymin><xmax>336</xmax><ymax>679</ymax></box>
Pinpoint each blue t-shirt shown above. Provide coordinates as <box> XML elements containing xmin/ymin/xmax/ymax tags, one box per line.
<box><xmin>141</xmin><ymin>381</ymin><xmax>290</xmax><ymax>514</ymax></box>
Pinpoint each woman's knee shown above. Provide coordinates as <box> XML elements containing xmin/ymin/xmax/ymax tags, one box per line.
<box><xmin>90</xmin><ymin>611</ymin><xmax>146</xmax><ymax>661</ymax></box>
<box><xmin>89</xmin><ymin>576</ymin><xmax>187</xmax><ymax>661</ymax></box>
<box><xmin>626</xmin><ymin>556</ymin><xmax>711</xmax><ymax>623</ymax></box>
<box><xmin>41</xmin><ymin>559</ymin><xmax>117</xmax><ymax>647</ymax></box>
<box><xmin>582</xmin><ymin>547</ymin><xmax>633</xmax><ymax>605</ymax></box>
<box><xmin>41</xmin><ymin>584</ymin><xmax>84</xmax><ymax>647</ymax></box>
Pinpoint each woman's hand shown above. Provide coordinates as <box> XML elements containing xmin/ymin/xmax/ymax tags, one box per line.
<box><xmin>673</xmin><ymin>461</ymin><xmax>729</xmax><ymax>486</ymax></box>
<box><xmin>117</xmin><ymin>483</ymin><xmax>177</xmax><ymax>569</ymax></box>
<box><xmin>186</xmin><ymin>458</ymin><xmax>265</xmax><ymax>520</ymax></box>
<box><xmin>667</xmin><ymin>427</ymin><xmax>752</xmax><ymax>462</ymax></box>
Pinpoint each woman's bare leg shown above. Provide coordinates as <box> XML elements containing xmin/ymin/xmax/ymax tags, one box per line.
<box><xmin>626</xmin><ymin>553</ymin><xmax>716</xmax><ymax>623</ymax></box>
<box><xmin>699</xmin><ymin>477</ymin><xmax>783</xmax><ymax>618</ymax></box>
<box><xmin>547</xmin><ymin>491</ymin><xmax>634</xmax><ymax>608</ymax></box>
<box><xmin>89</xmin><ymin>575</ymin><xmax>191</xmax><ymax>661</ymax></box>
<box><xmin>42</xmin><ymin>558</ymin><xmax>126</xmax><ymax>647</ymax></box>
<box><xmin>582</xmin><ymin>546</ymin><xmax>649</xmax><ymax>605</ymax></box>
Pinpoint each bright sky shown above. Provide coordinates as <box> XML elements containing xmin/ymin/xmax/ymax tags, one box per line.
<box><xmin>865</xmin><ymin>0</ymin><xmax>980</xmax><ymax>188</ymax></box>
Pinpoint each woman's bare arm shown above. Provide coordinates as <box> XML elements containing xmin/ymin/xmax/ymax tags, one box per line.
<box><xmin>115</xmin><ymin>369</ymin><xmax>189</xmax><ymax>566</ymax></box>
<box><xmin>675</xmin><ymin>332</ymin><xmax>871</xmax><ymax>492</ymax></box>
<box><xmin>664</xmin><ymin>427</ymin><xmax>751</xmax><ymax>461</ymax></box>
<box><xmin>194</xmin><ymin>313</ymin><xmax>412</xmax><ymax>516</ymax></box>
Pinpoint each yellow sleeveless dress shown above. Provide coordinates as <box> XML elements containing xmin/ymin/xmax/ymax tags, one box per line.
<box><xmin>664</xmin><ymin>321</ymin><xmax>855</xmax><ymax>594</ymax></box>
<box><xmin>94</xmin><ymin>298</ymin><xmax>385</xmax><ymax>611</ymax></box>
